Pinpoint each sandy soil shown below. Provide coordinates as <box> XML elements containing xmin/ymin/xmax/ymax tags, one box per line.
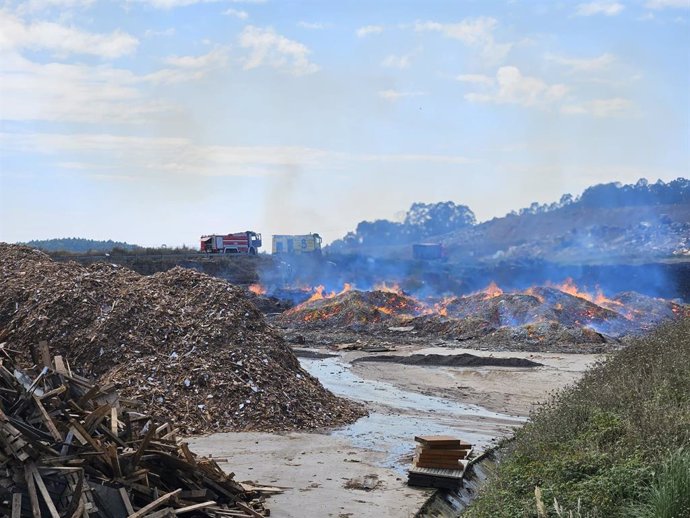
<box><xmin>189</xmin><ymin>344</ymin><xmax>602</xmax><ymax>517</ymax></box>
<box><xmin>189</xmin><ymin>432</ymin><xmax>432</xmax><ymax>518</ymax></box>
<box><xmin>347</xmin><ymin>346</ymin><xmax>602</xmax><ymax>416</ymax></box>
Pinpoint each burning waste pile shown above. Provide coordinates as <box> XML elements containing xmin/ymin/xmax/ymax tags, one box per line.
<box><xmin>0</xmin><ymin>244</ymin><xmax>365</xmax><ymax>434</ymax></box>
<box><xmin>276</xmin><ymin>280</ymin><xmax>689</xmax><ymax>348</ymax></box>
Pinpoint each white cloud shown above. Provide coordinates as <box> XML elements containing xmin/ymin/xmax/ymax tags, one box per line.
<box><xmin>0</xmin><ymin>132</ymin><xmax>329</xmax><ymax>177</ymax></box>
<box><xmin>354</xmin><ymin>153</ymin><xmax>472</xmax><ymax>165</ymax></box>
<box><xmin>382</xmin><ymin>53</ymin><xmax>412</xmax><ymax>69</ymax></box>
<box><xmin>456</xmin><ymin>73</ymin><xmax>494</xmax><ymax>86</ymax></box>
<box><xmin>0</xmin><ymin>48</ymin><xmax>229</xmax><ymax>123</ymax></box>
<box><xmin>128</xmin><ymin>0</ymin><xmax>265</xmax><ymax>8</ymax></box>
<box><xmin>16</xmin><ymin>0</ymin><xmax>95</xmax><ymax>13</ymax></box>
<box><xmin>575</xmin><ymin>2</ymin><xmax>625</xmax><ymax>16</ymax></box>
<box><xmin>0</xmin><ymin>132</ymin><xmax>472</xmax><ymax>179</ymax></box>
<box><xmin>223</xmin><ymin>8</ymin><xmax>248</xmax><ymax>19</ymax></box>
<box><xmin>464</xmin><ymin>66</ymin><xmax>567</xmax><ymax>107</ymax></box>
<box><xmin>356</xmin><ymin>25</ymin><xmax>384</xmax><ymax>37</ymax></box>
<box><xmin>0</xmin><ymin>11</ymin><xmax>138</xmax><ymax>58</ymax></box>
<box><xmin>546</xmin><ymin>52</ymin><xmax>615</xmax><ymax>73</ymax></box>
<box><xmin>561</xmin><ymin>97</ymin><xmax>632</xmax><ymax>117</ymax></box>
<box><xmin>414</xmin><ymin>17</ymin><xmax>512</xmax><ymax>63</ymax></box>
<box><xmin>378</xmin><ymin>89</ymin><xmax>425</xmax><ymax>102</ymax></box>
<box><xmin>144</xmin><ymin>27</ymin><xmax>176</xmax><ymax>37</ymax></box>
<box><xmin>0</xmin><ymin>53</ymin><xmax>165</xmax><ymax>123</ymax></box>
<box><xmin>645</xmin><ymin>0</ymin><xmax>690</xmax><ymax>8</ymax></box>
<box><xmin>238</xmin><ymin>25</ymin><xmax>319</xmax><ymax>76</ymax></box>
<box><xmin>298</xmin><ymin>21</ymin><xmax>328</xmax><ymax>30</ymax></box>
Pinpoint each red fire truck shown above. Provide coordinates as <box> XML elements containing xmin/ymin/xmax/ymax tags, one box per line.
<box><xmin>200</xmin><ymin>231</ymin><xmax>262</xmax><ymax>254</ymax></box>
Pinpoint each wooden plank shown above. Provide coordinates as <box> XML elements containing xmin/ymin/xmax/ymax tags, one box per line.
<box><xmin>38</xmin><ymin>341</ymin><xmax>52</xmax><ymax>369</ymax></box>
<box><xmin>39</xmin><ymin>385</ymin><xmax>67</xmax><ymax>400</ymax></box>
<box><xmin>69</xmin><ymin>419</ymin><xmax>102</xmax><ymax>452</ymax></box>
<box><xmin>69</xmin><ymin>500</ymin><xmax>85</xmax><ymax>518</ymax></box>
<box><xmin>111</xmin><ymin>406</ymin><xmax>119</xmax><ymax>435</ymax></box>
<box><xmin>84</xmin><ymin>403</ymin><xmax>112</xmax><ymax>432</ymax></box>
<box><xmin>235</xmin><ymin>502</ymin><xmax>264</xmax><ymax>518</ymax></box>
<box><xmin>130</xmin><ymin>421</ymin><xmax>156</xmax><ymax>472</ymax></box>
<box><xmin>128</xmin><ymin>488</ymin><xmax>181</xmax><ymax>518</ymax></box>
<box><xmin>76</xmin><ymin>385</ymin><xmax>100</xmax><ymax>408</ymax></box>
<box><xmin>32</xmin><ymin>395</ymin><xmax>63</xmax><ymax>442</ymax></box>
<box><xmin>29</xmin><ymin>463</ymin><xmax>61</xmax><ymax>518</ymax></box>
<box><xmin>173</xmin><ymin>501</ymin><xmax>216</xmax><ymax>514</ymax></box>
<box><xmin>53</xmin><ymin>355</ymin><xmax>68</xmax><ymax>375</ymax></box>
<box><xmin>62</xmin><ymin>468</ymin><xmax>84</xmax><ymax>518</ymax></box>
<box><xmin>119</xmin><ymin>487</ymin><xmax>135</xmax><ymax>515</ymax></box>
<box><xmin>24</xmin><ymin>464</ymin><xmax>41</xmax><ymax>518</ymax></box>
<box><xmin>11</xmin><ymin>493</ymin><xmax>21</xmax><ymax>518</ymax></box>
<box><xmin>143</xmin><ymin>508</ymin><xmax>176</xmax><ymax>518</ymax></box>
<box><xmin>179</xmin><ymin>443</ymin><xmax>196</xmax><ymax>465</ymax></box>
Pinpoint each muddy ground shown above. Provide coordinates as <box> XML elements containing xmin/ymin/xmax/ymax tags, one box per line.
<box><xmin>190</xmin><ymin>342</ymin><xmax>601</xmax><ymax>517</ymax></box>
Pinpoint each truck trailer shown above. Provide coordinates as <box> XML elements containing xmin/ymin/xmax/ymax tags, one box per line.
<box><xmin>200</xmin><ymin>231</ymin><xmax>262</xmax><ymax>254</ymax></box>
<box><xmin>272</xmin><ymin>233</ymin><xmax>322</xmax><ymax>255</ymax></box>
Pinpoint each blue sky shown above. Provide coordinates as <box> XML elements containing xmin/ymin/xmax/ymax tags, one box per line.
<box><xmin>1</xmin><ymin>0</ymin><xmax>688</xmax><ymax>247</ymax></box>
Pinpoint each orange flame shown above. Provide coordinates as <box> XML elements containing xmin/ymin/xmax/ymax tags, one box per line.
<box><xmin>553</xmin><ymin>278</ymin><xmax>619</xmax><ymax>306</ymax></box>
<box><xmin>305</xmin><ymin>283</ymin><xmax>353</xmax><ymax>303</ymax></box>
<box><xmin>306</xmin><ymin>285</ymin><xmax>328</xmax><ymax>302</ymax></box>
<box><xmin>248</xmin><ymin>283</ymin><xmax>266</xmax><ymax>295</ymax></box>
<box><xmin>374</xmin><ymin>282</ymin><xmax>403</xmax><ymax>294</ymax></box>
<box><xmin>337</xmin><ymin>283</ymin><xmax>354</xmax><ymax>296</ymax></box>
<box><xmin>480</xmin><ymin>281</ymin><xmax>503</xmax><ymax>299</ymax></box>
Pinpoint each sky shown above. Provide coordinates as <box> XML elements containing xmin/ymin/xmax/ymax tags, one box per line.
<box><xmin>0</xmin><ymin>0</ymin><xmax>689</xmax><ymax>247</ymax></box>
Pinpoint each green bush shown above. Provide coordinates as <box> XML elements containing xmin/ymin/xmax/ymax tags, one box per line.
<box><xmin>465</xmin><ymin>318</ymin><xmax>690</xmax><ymax>518</ymax></box>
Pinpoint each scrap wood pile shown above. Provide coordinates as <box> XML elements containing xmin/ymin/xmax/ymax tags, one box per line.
<box><xmin>0</xmin><ymin>244</ymin><xmax>365</xmax><ymax>434</ymax></box>
<box><xmin>0</xmin><ymin>344</ymin><xmax>271</xmax><ymax>517</ymax></box>
<box><xmin>408</xmin><ymin>436</ymin><xmax>471</xmax><ymax>490</ymax></box>
<box><xmin>276</xmin><ymin>290</ymin><xmax>422</xmax><ymax>329</ymax></box>
<box><xmin>276</xmin><ymin>280</ymin><xmax>689</xmax><ymax>347</ymax></box>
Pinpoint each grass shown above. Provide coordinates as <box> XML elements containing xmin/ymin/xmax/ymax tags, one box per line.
<box><xmin>464</xmin><ymin>318</ymin><xmax>690</xmax><ymax>518</ymax></box>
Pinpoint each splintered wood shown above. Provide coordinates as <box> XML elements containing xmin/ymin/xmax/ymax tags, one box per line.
<box><xmin>0</xmin><ymin>346</ymin><xmax>270</xmax><ymax>517</ymax></box>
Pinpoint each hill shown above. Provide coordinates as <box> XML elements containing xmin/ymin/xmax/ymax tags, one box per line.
<box><xmin>330</xmin><ymin>178</ymin><xmax>690</xmax><ymax>265</ymax></box>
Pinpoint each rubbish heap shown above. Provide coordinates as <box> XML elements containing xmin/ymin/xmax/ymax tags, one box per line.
<box><xmin>0</xmin><ymin>343</ymin><xmax>271</xmax><ymax>517</ymax></box>
<box><xmin>0</xmin><ymin>244</ymin><xmax>365</xmax><ymax>434</ymax></box>
<box><xmin>276</xmin><ymin>282</ymin><xmax>689</xmax><ymax>348</ymax></box>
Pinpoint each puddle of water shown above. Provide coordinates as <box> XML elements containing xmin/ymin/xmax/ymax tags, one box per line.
<box><xmin>300</xmin><ymin>357</ymin><xmax>525</xmax><ymax>472</ymax></box>
<box><xmin>302</xmin><ymin>357</ymin><xmax>523</xmax><ymax>421</ymax></box>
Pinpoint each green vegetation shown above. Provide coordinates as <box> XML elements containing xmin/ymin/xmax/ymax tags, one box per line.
<box><xmin>465</xmin><ymin>318</ymin><xmax>690</xmax><ymax>518</ymax></box>
<box><xmin>26</xmin><ymin>237</ymin><xmax>140</xmax><ymax>253</ymax></box>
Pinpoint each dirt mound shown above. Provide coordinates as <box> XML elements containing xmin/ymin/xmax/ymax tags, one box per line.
<box><xmin>0</xmin><ymin>244</ymin><xmax>365</xmax><ymax>434</ymax></box>
<box><xmin>352</xmin><ymin>353</ymin><xmax>542</xmax><ymax>368</ymax></box>
<box><xmin>278</xmin><ymin>289</ymin><xmax>422</xmax><ymax>329</ymax></box>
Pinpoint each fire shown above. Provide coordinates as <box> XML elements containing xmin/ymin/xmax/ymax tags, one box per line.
<box><xmin>305</xmin><ymin>283</ymin><xmax>354</xmax><ymax>303</ymax></box>
<box><xmin>337</xmin><ymin>283</ymin><xmax>354</xmax><ymax>296</ymax></box>
<box><xmin>431</xmin><ymin>296</ymin><xmax>455</xmax><ymax>317</ymax></box>
<box><xmin>552</xmin><ymin>278</ymin><xmax>619</xmax><ymax>306</ymax></box>
<box><xmin>524</xmin><ymin>287</ymin><xmax>545</xmax><ymax>303</ymax></box>
<box><xmin>248</xmin><ymin>283</ymin><xmax>266</xmax><ymax>295</ymax></box>
<box><xmin>480</xmin><ymin>281</ymin><xmax>503</xmax><ymax>299</ymax></box>
<box><xmin>374</xmin><ymin>282</ymin><xmax>403</xmax><ymax>294</ymax></box>
<box><xmin>306</xmin><ymin>285</ymin><xmax>329</xmax><ymax>302</ymax></box>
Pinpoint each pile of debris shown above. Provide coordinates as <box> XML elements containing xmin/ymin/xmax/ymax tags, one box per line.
<box><xmin>0</xmin><ymin>244</ymin><xmax>365</xmax><ymax>434</ymax></box>
<box><xmin>277</xmin><ymin>290</ymin><xmax>422</xmax><ymax>330</ymax></box>
<box><xmin>0</xmin><ymin>344</ymin><xmax>271</xmax><ymax>517</ymax></box>
<box><xmin>275</xmin><ymin>281</ymin><xmax>689</xmax><ymax>348</ymax></box>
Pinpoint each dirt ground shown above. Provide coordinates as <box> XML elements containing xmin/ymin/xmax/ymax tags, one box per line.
<box><xmin>347</xmin><ymin>346</ymin><xmax>602</xmax><ymax>416</ymax></box>
<box><xmin>190</xmin><ymin>343</ymin><xmax>602</xmax><ymax>518</ymax></box>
